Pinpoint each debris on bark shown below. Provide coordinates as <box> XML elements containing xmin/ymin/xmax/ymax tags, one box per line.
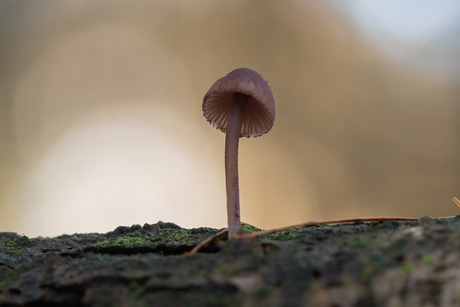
<box><xmin>1</xmin><ymin>217</ymin><xmax>460</xmax><ymax>306</ymax></box>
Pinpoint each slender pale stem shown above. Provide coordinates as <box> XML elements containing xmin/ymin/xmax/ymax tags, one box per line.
<box><xmin>225</xmin><ymin>93</ymin><xmax>248</xmax><ymax>239</ymax></box>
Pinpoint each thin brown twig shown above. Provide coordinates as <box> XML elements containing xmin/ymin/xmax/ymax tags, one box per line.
<box><xmin>453</xmin><ymin>197</ymin><xmax>460</xmax><ymax>207</ymax></box>
<box><xmin>186</xmin><ymin>198</ymin><xmax>460</xmax><ymax>256</ymax></box>
<box><xmin>233</xmin><ymin>216</ymin><xmax>456</xmax><ymax>240</ymax></box>
<box><xmin>184</xmin><ymin>228</ymin><xmax>228</xmax><ymax>257</ymax></box>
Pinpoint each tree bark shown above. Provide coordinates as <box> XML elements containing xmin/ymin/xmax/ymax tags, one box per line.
<box><xmin>1</xmin><ymin>217</ymin><xmax>459</xmax><ymax>306</ymax></box>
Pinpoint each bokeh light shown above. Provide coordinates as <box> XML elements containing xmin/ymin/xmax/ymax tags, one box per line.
<box><xmin>0</xmin><ymin>0</ymin><xmax>459</xmax><ymax>237</ymax></box>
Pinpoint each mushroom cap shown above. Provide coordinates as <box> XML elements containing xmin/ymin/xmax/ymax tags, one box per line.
<box><xmin>202</xmin><ymin>68</ymin><xmax>276</xmax><ymax>138</ymax></box>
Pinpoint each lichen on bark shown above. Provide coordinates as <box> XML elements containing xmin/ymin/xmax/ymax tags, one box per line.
<box><xmin>1</xmin><ymin>217</ymin><xmax>460</xmax><ymax>306</ymax></box>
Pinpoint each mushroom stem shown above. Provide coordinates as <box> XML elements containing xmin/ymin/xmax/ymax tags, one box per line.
<box><xmin>225</xmin><ymin>93</ymin><xmax>249</xmax><ymax>239</ymax></box>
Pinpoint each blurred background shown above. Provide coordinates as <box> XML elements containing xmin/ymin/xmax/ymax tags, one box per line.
<box><xmin>1</xmin><ymin>0</ymin><xmax>459</xmax><ymax>237</ymax></box>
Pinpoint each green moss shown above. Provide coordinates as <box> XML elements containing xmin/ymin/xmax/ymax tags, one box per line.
<box><xmin>265</xmin><ymin>228</ymin><xmax>304</xmax><ymax>240</ymax></box>
<box><xmin>125</xmin><ymin>269</ymin><xmax>143</xmax><ymax>279</ymax></box>
<box><xmin>282</xmin><ymin>231</ymin><xmax>300</xmax><ymax>239</ymax></box>
<box><xmin>129</xmin><ymin>224</ymin><xmax>142</xmax><ymax>231</ymax></box>
<box><xmin>241</xmin><ymin>224</ymin><xmax>259</xmax><ymax>233</ymax></box>
<box><xmin>93</xmin><ymin>223</ymin><xmax>220</xmax><ymax>249</ymax></box>
<box><xmin>93</xmin><ymin>239</ymin><xmax>112</xmax><ymax>248</ymax></box>
<box><xmin>1</xmin><ymin>235</ymin><xmax>32</xmax><ymax>249</ymax></box>
<box><xmin>157</xmin><ymin>221</ymin><xmax>181</xmax><ymax>229</ymax></box>
<box><xmin>0</xmin><ymin>266</ymin><xmax>25</xmax><ymax>288</ymax></box>
<box><xmin>6</xmin><ymin>247</ymin><xmax>25</xmax><ymax>254</ymax></box>
<box><xmin>94</xmin><ymin>234</ymin><xmax>151</xmax><ymax>249</ymax></box>
<box><xmin>115</xmin><ymin>236</ymin><xmax>148</xmax><ymax>249</ymax></box>
<box><xmin>402</xmin><ymin>264</ymin><xmax>413</xmax><ymax>275</ymax></box>
<box><xmin>56</xmin><ymin>234</ymin><xmax>72</xmax><ymax>239</ymax></box>
<box><xmin>160</xmin><ymin>228</ymin><xmax>192</xmax><ymax>241</ymax></box>
<box><xmin>422</xmin><ymin>254</ymin><xmax>434</xmax><ymax>264</ymax></box>
<box><xmin>0</xmin><ymin>274</ymin><xmax>16</xmax><ymax>288</ymax></box>
<box><xmin>368</xmin><ymin>254</ymin><xmax>385</xmax><ymax>270</ymax></box>
<box><xmin>212</xmin><ymin>265</ymin><xmax>224</xmax><ymax>274</ymax></box>
<box><xmin>2</xmin><ymin>240</ymin><xmax>12</xmax><ymax>246</ymax></box>
<box><xmin>1</xmin><ymin>235</ymin><xmax>32</xmax><ymax>254</ymax></box>
<box><xmin>14</xmin><ymin>235</ymin><xmax>32</xmax><ymax>247</ymax></box>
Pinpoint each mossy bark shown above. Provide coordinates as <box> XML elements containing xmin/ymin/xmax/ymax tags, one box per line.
<box><xmin>1</xmin><ymin>218</ymin><xmax>460</xmax><ymax>306</ymax></box>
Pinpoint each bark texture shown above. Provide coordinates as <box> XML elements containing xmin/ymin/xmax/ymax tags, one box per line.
<box><xmin>1</xmin><ymin>217</ymin><xmax>460</xmax><ymax>306</ymax></box>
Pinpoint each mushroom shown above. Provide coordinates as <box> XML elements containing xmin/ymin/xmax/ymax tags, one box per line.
<box><xmin>202</xmin><ymin>68</ymin><xmax>276</xmax><ymax>239</ymax></box>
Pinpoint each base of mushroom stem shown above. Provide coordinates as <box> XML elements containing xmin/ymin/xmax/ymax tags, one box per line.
<box><xmin>185</xmin><ymin>212</ymin><xmax>459</xmax><ymax>257</ymax></box>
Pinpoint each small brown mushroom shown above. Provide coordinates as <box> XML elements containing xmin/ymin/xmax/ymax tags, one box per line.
<box><xmin>202</xmin><ymin>68</ymin><xmax>276</xmax><ymax>239</ymax></box>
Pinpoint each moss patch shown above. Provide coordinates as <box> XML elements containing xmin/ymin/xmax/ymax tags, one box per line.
<box><xmin>1</xmin><ymin>217</ymin><xmax>460</xmax><ymax>306</ymax></box>
<box><xmin>0</xmin><ymin>266</ymin><xmax>25</xmax><ymax>288</ymax></box>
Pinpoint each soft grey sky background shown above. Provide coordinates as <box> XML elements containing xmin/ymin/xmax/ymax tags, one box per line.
<box><xmin>331</xmin><ymin>0</ymin><xmax>460</xmax><ymax>76</ymax></box>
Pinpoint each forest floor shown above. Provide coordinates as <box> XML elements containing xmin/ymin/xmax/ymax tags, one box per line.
<box><xmin>1</xmin><ymin>217</ymin><xmax>460</xmax><ymax>306</ymax></box>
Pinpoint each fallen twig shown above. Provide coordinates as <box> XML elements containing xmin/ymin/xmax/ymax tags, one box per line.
<box><xmin>233</xmin><ymin>216</ymin><xmax>455</xmax><ymax>240</ymax></box>
<box><xmin>185</xmin><ymin>198</ymin><xmax>460</xmax><ymax>256</ymax></box>
<box><xmin>184</xmin><ymin>228</ymin><xmax>229</xmax><ymax>257</ymax></box>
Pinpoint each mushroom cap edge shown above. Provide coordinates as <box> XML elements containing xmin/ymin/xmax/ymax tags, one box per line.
<box><xmin>202</xmin><ymin>68</ymin><xmax>276</xmax><ymax>138</ymax></box>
